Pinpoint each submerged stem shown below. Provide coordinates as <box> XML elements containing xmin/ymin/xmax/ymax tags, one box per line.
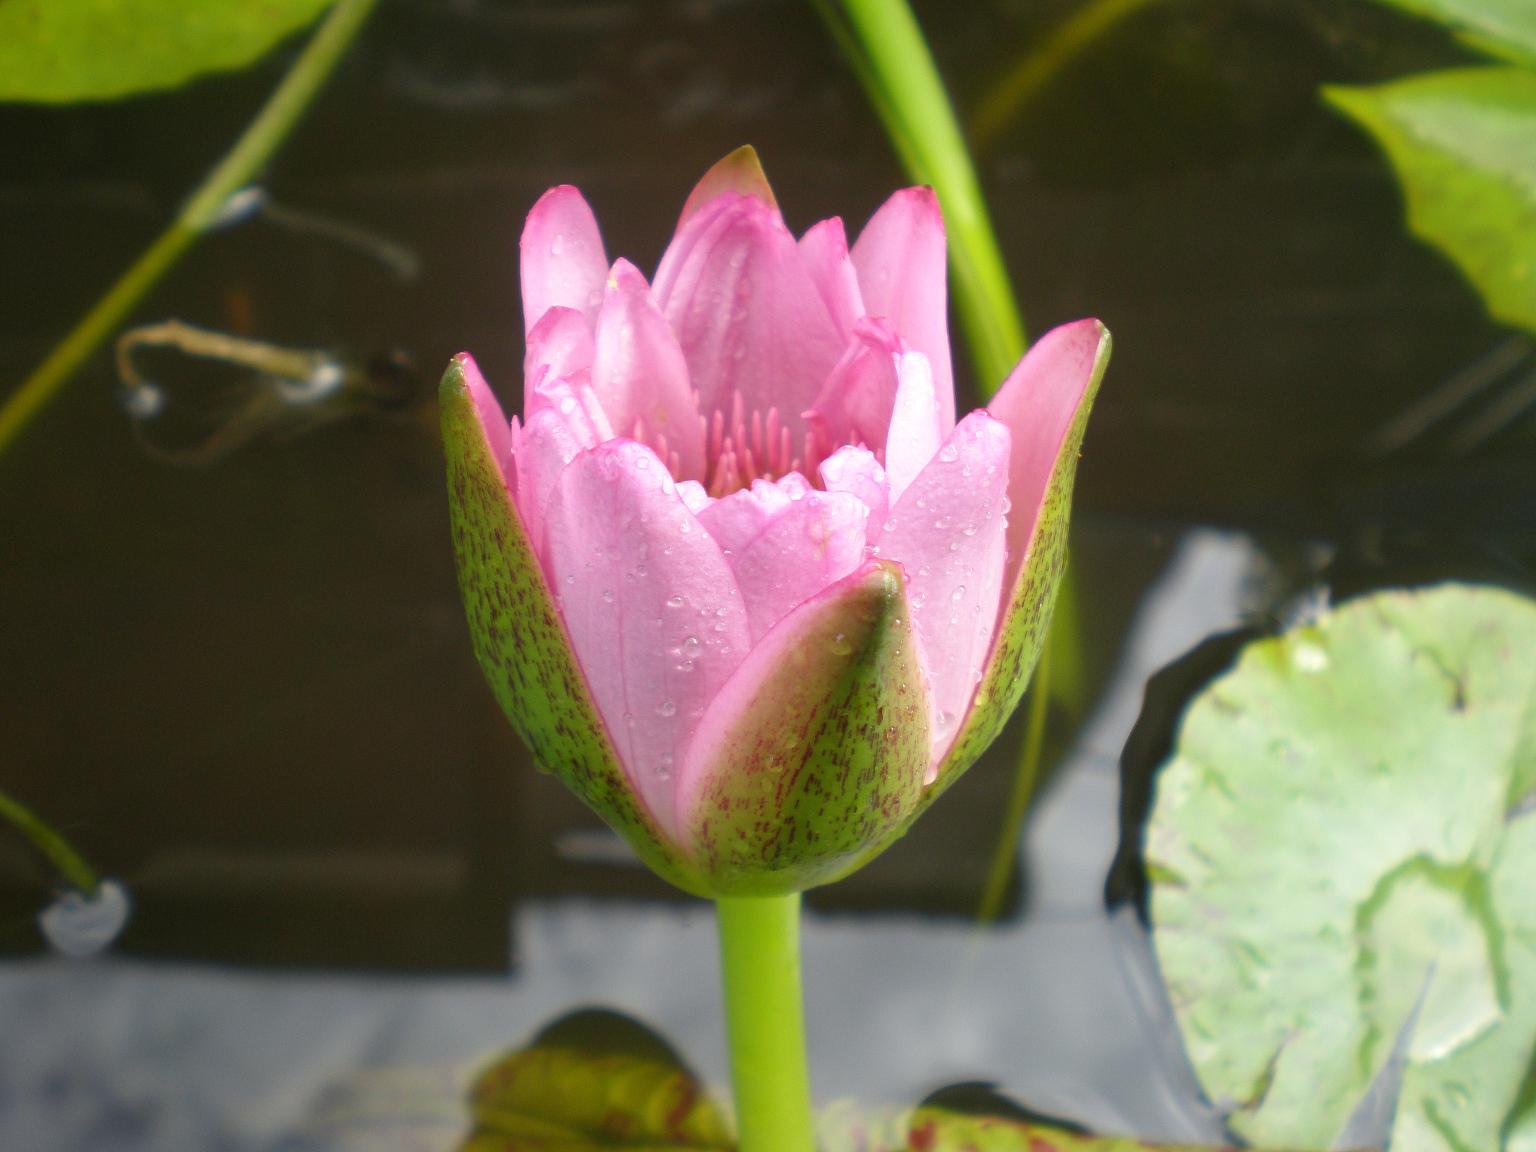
<box><xmin>0</xmin><ymin>788</ymin><xmax>99</xmax><ymax>895</ymax></box>
<box><xmin>0</xmin><ymin>0</ymin><xmax>380</xmax><ymax>459</ymax></box>
<box><xmin>715</xmin><ymin>893</ymin><xmax>816</xmax><ymax>1152</ymax></box>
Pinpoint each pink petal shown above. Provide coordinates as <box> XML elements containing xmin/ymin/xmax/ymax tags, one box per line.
<box><xmin>877</xmin><ymin>411</ymin><xmax>1010</xmax><ymax>772</ymax></box>
<box><xmin>882</xmin><ymin>349</ymin><xmax>942</xmax><ymax>504</ymax></box>
<box><xmin>724</xmin><ymin>488</ymin><xmax>869</xmax><ymax>643</ymax></box>
<box><xmin>541</xmin><ymin>440</ymin><xmax>751</xmax><ymax>835</ymax></box>
<box><xmin>804</xmin><ymin>318</ymin><xmax>903</xmax><ymax>457</ymax></box>
<box><xmin>678</xmin><ymin>145</ymin><xmax>779</xmax><ymax>229</ymax></box>
<box><xmin>799</xmin><ymin>217</ymin><xmax>864</xmax><ymax>338</ymax></box>
<box><xmin>457</xmin><ymin>353</ymin><xmax>515</xmax><ymax>495</ymax></box>
<box><xmin>986</xmin><ymin>319</ymin><xmax>1110</xmax><ymax>594</ymax></box>
<box><xmin>851</xmin><ymin>187</ymin><xmax>954</xmax><ymax>433</ymax></box>
<box><xmin>818</xmin><ymin>445</ymin><xmax>890</xmax><ymax>537</ymax></box>
<box><xmin>652</xmin><ymin>193</ymin><xmax>844</xmax><ymax>449</ymax></box>
<box><xmin>523</xmin><ymin>306</ymin><xmax>594</xmax><ymax>406</ymax></box>
<box><xmin>520</xmin><ymin>186</ymin><xmax>608</xmax><ymax>336</ymax></box>
<box><xmin>697</xmin><ymin>479</ymin><xmax>794</xmax><ymax>558</ymax></box>
<box><xmin>513</xmin><ymin>406</ymin><xmax>584</xmax><ymax>554</ymax></box>
<box><xmin>590</xmin><ymin>259</ymin><xmax>706</xmax><ymax>482</ymax></box>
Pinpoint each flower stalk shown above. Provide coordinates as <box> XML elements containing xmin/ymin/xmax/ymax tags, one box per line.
<box><xmin>716</xmin><ymin>894</ymin><xmax>816</xmax><ymax>1152</ymax></box>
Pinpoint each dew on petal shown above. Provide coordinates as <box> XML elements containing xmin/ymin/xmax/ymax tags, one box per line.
<box><xmin>666</xmin><ymin>595</ymin><xmax>685</xmax><ymax>609</ymax></box>
<box><xmin>937</xmin><ymin>443</ymin><xmax>958</xmax><ymax>463</ymax></box>
<box><xmin>829</xmin><ymin>632</ymin><xmax>853</xmax><ymax>656</ymax></box>
<box><xmin>601</xmin><ymin>589</ymin><xmax>615</xmax><ymax>603</ymax></box>
<box><xmin>657</xmin><ymin>701</ymin><xmax>677</xmax><ymax>717</ymax></box>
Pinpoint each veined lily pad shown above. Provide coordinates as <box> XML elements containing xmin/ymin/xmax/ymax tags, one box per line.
<box><xmin>1147</xmin><ymin>584</ymin><xmax>1536</xmax><ymax>1151</ymax></box>
<box><xmin>0</xmin><ymin>0</ymin><xmax>335</xmax><ymax>104</ymax></box>
<box><xmin>1324</xmin><ymin>67</ymin><xmax>1536</xmax><ymax>336</ymax></box>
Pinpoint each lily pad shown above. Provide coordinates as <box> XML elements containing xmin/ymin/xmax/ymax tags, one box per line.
<box><xmin>1146</xmin><ymin>584</ymin><xmax>1536</xmax><ymax>1151</ymax></box>
<box><xmin>1363</xmin><ymin>0</ymin><xmax>1536</xmax><ymax>66</ymax></box>
<box><xmin>1324</xmin><ymin>67</ymin><xmax>1536</xmax><ymax>336</ymax></box>
<box><xmin>0</xmin><ymin>0</ymin><xmax>335</xmax><ymax>104</ymax></box>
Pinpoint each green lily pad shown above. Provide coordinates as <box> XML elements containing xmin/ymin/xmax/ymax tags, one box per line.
<box><xmin>1363</xmin><ymin>0</ymin><xmax>1536</xmax><ymax>66</ymax></box>
<box><xmin>1324</xmin><ymin>67</ymin><xmax>1536</xmax><ymax>336</ymax></box>
<box><xmin>1147</xmin><ymin>584</ymin><xmax>1536</xmax><ymax>1151</ymax></box>
<box><xmin>0</xmin><ymin>0</ymin><xmax>335</xmax><ymax>104</ymax></box>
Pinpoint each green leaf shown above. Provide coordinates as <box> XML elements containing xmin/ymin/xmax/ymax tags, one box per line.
<box><xmin>0</xmin><ymin>0</ymin><xmax>336</xmax><ymax>104</ymax></box>
<box><xmin>1146</xmin><ymin>584</ymin><xmax>1536</xmax><ymax>1151</ymax></box>
<box><xmin>1325</xmin><ymin>67</ymin><xmax>1536</xmax><ymax>336</ymax></box>
<box><xmin>1361</xmin><ymin>0</ymin><xmax>1536</xmax><ymax>66</ymax></box>
<box><xmin>461</xmin><ymin>1013</ymin><xmax>734</xmax><ymax>1151</ymax></box>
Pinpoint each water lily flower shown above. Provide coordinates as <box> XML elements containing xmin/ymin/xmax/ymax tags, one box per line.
<box><xmin>442</xmin><ymin>148</ymin><xmax>1109</xmax><ymax>896</ymax></box>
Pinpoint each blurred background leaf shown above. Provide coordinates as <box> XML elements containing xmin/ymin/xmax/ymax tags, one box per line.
<box><xmin>1360</xmin><ymin>0</ymin><xmax>1536</xmax><ymax>65</ymax></box>
<box><xmin>0</xmin><ymin>0</ymin><xmax>336</xmax><ymax>104</ymax></box>
<box><xmin>1326</xmin><ymin>67</ymin><xmax>1536</xmax><ymax>337</ymax></box>
<box><xmin>1144</xmin><ymin>584</ymin><xmax>1536</xmax><ymax>1151</ymax></box>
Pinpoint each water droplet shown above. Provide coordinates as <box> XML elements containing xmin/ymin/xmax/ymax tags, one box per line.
<box><xmin>936</xmin><ymin>708</ymin><xmax>957</xmax><ymax>734</ymax></box>
<box><xmin>951</xmin><ymin>585</ymin><xmax>966</xmax><ymax>601</ymax></box>
<box><xmin>656</xmin><ymin>754</ymin><xmax>674</xmax><ymax>780</ymax></box>
<box><xmin>682</xmin><ymin>636</ymin><xmax>701</xmax><ymax>653</ymax></box>
<box><xmin>657</xmin><ymin>701</ymin><xmax>677</xmax><ymax>717</ymax></box>
<box><xmin>602</xmin><ymin>589</ymin><xmax>615</xmax><ymax>603</ymax></box>
<box><xmin>550</xmin><ymin>232</ymin><xmax>564</xmax><ymax>256</ymax></box>
<box><xmin>829</xmin><ymin>632</ymin><xmax>853</xmax><ymax>656</ymax></box>
<box><xmin>635</xmin><ymin>455</ymin><xmax>650</xmax><ymax>470</ymax></box>
<box><xmin>937</xmin><ymin>444</ymin><xmax>958</xmax><ymax>463</ymax></box>
<box><xmin>622</xmin><ymin>712</ymin><xmax>635</xmax><ymax>726</ymax></box>
<box><xmin>666</xmin><ymin>595</ymin><xmax>685</xmax><ymax>609</ymax></box>
<box><xmin>559</xmin><ymin>396</ymin><xmax>576</xmax><ymax>415</ymax></box>
<box><xmin>565</xmin><ymin>574</ymin><xmax>576</xmax><ymax>585</ymax></box>
<box><xmin>962</xmin><ymin>523</ymin><xmax>978</xmax><ymax>537</ymax></box>
<box><xmin>1292</xmin><ymin>642</ymin><xmax>1329</xmax><ymax>673</ymax></box>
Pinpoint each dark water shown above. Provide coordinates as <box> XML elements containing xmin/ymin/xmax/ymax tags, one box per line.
<box><xmin>0</xmin><ymin>0</ymin><xmax>1530</xmax><ymax>1144</ymax></box>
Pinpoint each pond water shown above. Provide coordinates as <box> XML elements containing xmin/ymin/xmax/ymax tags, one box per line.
<box><xmin>0</xmin><ymin>1</ymin><xmax>1529</xmax><ymax>1149</ymax></box>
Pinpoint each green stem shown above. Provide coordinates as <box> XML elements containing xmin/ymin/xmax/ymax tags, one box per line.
<box><xmin>969</xmin><ymin>0</ymin><xmax>1170</xmax><ymax>154</ymax></box>
<box><xmin>0</xmin><ymin>0</ymin><xmax>380</xmax><ymax>459</ymax></box>
<box><xmin>976</xmin><ymin>640</ymin><xmax>1052</xmax><ymax>923</ymax></box>
<box><xmin>826</xmin><ymin>0</ymin><xmax>1026</xmax><ymax>388</ymax></box>
<box><xmin>716</xmin><ymin>894</ymin><xmax>816</xmax><ymax>1152</ymax></box>
<box><xmin>0</xmin><ymin>787</ymin><xmax>99</xmax><ymax>895</ymax></box>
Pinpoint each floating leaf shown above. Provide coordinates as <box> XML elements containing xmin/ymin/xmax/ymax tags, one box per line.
<box><xmin>1146</xmin><ymin>584</ymin><xmax>1536</xmax><ymax>1151</ymax></box>
<box><xmin>0</xmin><ymin>0</ymin><xmax>335</xmax><ymax>104</ymax></box>
<box><xmin>1324</xmin><ymin>67</ymin><xmax>1536</xmax><ymax>336</ymax></box>
<box><xmin>1362</xmin><ymin>0</ymin><xmax>1536</xmax><ymax>66</ymax></box>
<box><xmin>460</xmin><ymin>1010</ymin><xmax>733</xmax><ymax>1151</ymax></box>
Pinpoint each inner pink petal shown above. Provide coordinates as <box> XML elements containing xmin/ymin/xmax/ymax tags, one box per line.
<box><xmin>799</xmin><ymin>217</ymin><xmax>864</xmax><ymax>339</ymax></box>
<box><xmin>652</xmin><ymin>193</ymin><xmax>844</xmax><ymax>466</ymax></box>
<box><xmin>523</xmin><ymin>306</ymin><xmax>594</xmax><ymax>409</ymax></box>
<box><xmin>819</xmin><ymin>445</ymin><xmax>890</xmax><ymax>537</ymax></box>
<box><xmin>519</xmin><ymin>186</ymin><xmax>608</xmax><ymax>336</ymax></box>
<box><xmin>591</xmin><ymin>259</ymin><xmax>706</xmax><ymax>483</ymax></box>
<box><xmin>851</xmin><ymin>187</ymin><xmax>954</xmax><ymax>433</ymax></box>
<box><xmin>876</xmin><ymin>412</ymin><xmax>1010</xmax><ymax>772</ymax></box>
<box><xmin>540</xmin><ymin>440</ymin><xmax>751</xmax><ymax>835</ymax></box>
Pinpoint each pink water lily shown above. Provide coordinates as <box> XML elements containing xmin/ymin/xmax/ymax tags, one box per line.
<box><xmin>442</xmin><ymin>148</ymin><xmax>1110</xmax><ymax>895</ymax></box>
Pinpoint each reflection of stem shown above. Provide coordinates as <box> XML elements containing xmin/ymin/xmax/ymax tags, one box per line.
<box><xmin>716</xmin><ymin>894</ymin><xmax>815</xmax><ymax>1152</ymax></box>
<box><xmin>976</xmin><ymin>637</ymin><xmax>1052</xmax><ymax>924</ymax></box>
<box><xmin>970</xmin><ymin>0</ymin><xmax>1170</xmax><ymax>155</ymax></box>
<box><xmin>117</xmin><ymin>319</ymin><xmax>337</xmax><ymax>391</ymax></box>
<box><xmin>0</xmin><ymin>0</ymin><xmax>381</xmax><ymax>459</ymax></box>
<box><xmin>0</xmin><ymin>788</ymin><xmax>100</xmax><ymax>895</ymax></box>
<box><xmin>824</xmin><ymin>0</ymin><xmax>1027</xmax><ymax>386</ymax></box>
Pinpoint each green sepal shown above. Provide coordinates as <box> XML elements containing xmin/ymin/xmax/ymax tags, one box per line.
<box><xmin>683</xmin><ymin>561</ymin><xmax>930</xmax><ymax>895</ymax></box>
<box><xmin>440</xmin><ymin>357</ymin><xmax>708</xmax><ymax>896</ymax></box>
<box><xmin>916</xmin><ymin>326</ymin><xmax>1112</xmax><ymax>818</ymax></box>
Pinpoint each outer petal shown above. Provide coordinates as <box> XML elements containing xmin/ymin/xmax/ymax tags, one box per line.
<box><xmin>439</xmin><ymin>357</ymin><xmax>705</xmax><ymax>894</ymax></box>
<box><xmin>696</xmin><ymin>478</ymin><xmax>793</xmax><ymax>557</ymax></box>
<box><xmin>851</xmin><ymin>187</ymin><xmax>954</xmax><ymax>432</ymax></box>
<box><xmin>677</xmin><ymin>560</ymin><xmax>930</xmax><ymax>894</ymax></box>
<box><xmin>519</xmin><ymin>186</ymin><xmax>608</xmax><ymax>335</ymax></box>
<box><xmin>590</xmin><ymin>259</ymin><xmax>706</xmax><ymax>482</ymax></box>
<box><xmin>541</xmin><ymin>440</ymin><xmax>752</xmax><ymax>838</ymax></box>
<box><xmin>724</xmin><ymin>488</ymin><xmax>869</xmax><ymax>643</ymax></box>
<box><xmin>819</xmin><ymin>445</ymin><xmax>890</xmax><ymax>537</ymax></box>
<box><xmin>877</xmin><ymin>411</ymin><xmax>1010</xmax><ymax>772</ymax></box>
<box><xmin>919</xmin><ymin>320</ymin><xmax>1112</xmax><ymax>812</ymax></box>
<box><xmin>652</xmin><ymin>192</ymin><xmax>844</xmax><ymax>449</ymax></box>
<box><xmin>799</xmin><ymin>217</ymin><xmax>864</xmax><ymax>337</ymax></box>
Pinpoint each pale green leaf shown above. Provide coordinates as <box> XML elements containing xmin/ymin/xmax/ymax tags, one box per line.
<box><xmin>1325</xmin><ymin>67</ymin><xmax>1536</xmax><ymax>336</ymax></box>
<box><xmin>0</xmin><ymin>0</ymin><xmax>336</xmax><ymax>104</ymax></box>
<box><xmin>1148</xmin><ymin>584</ymin><xmax>1536</xmax><ymax>1152</ymax></box>
<box><xmin>1362</xmin><ymin>0</ymin><xmax>1536</xmax><ymax>67</ymax></box>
